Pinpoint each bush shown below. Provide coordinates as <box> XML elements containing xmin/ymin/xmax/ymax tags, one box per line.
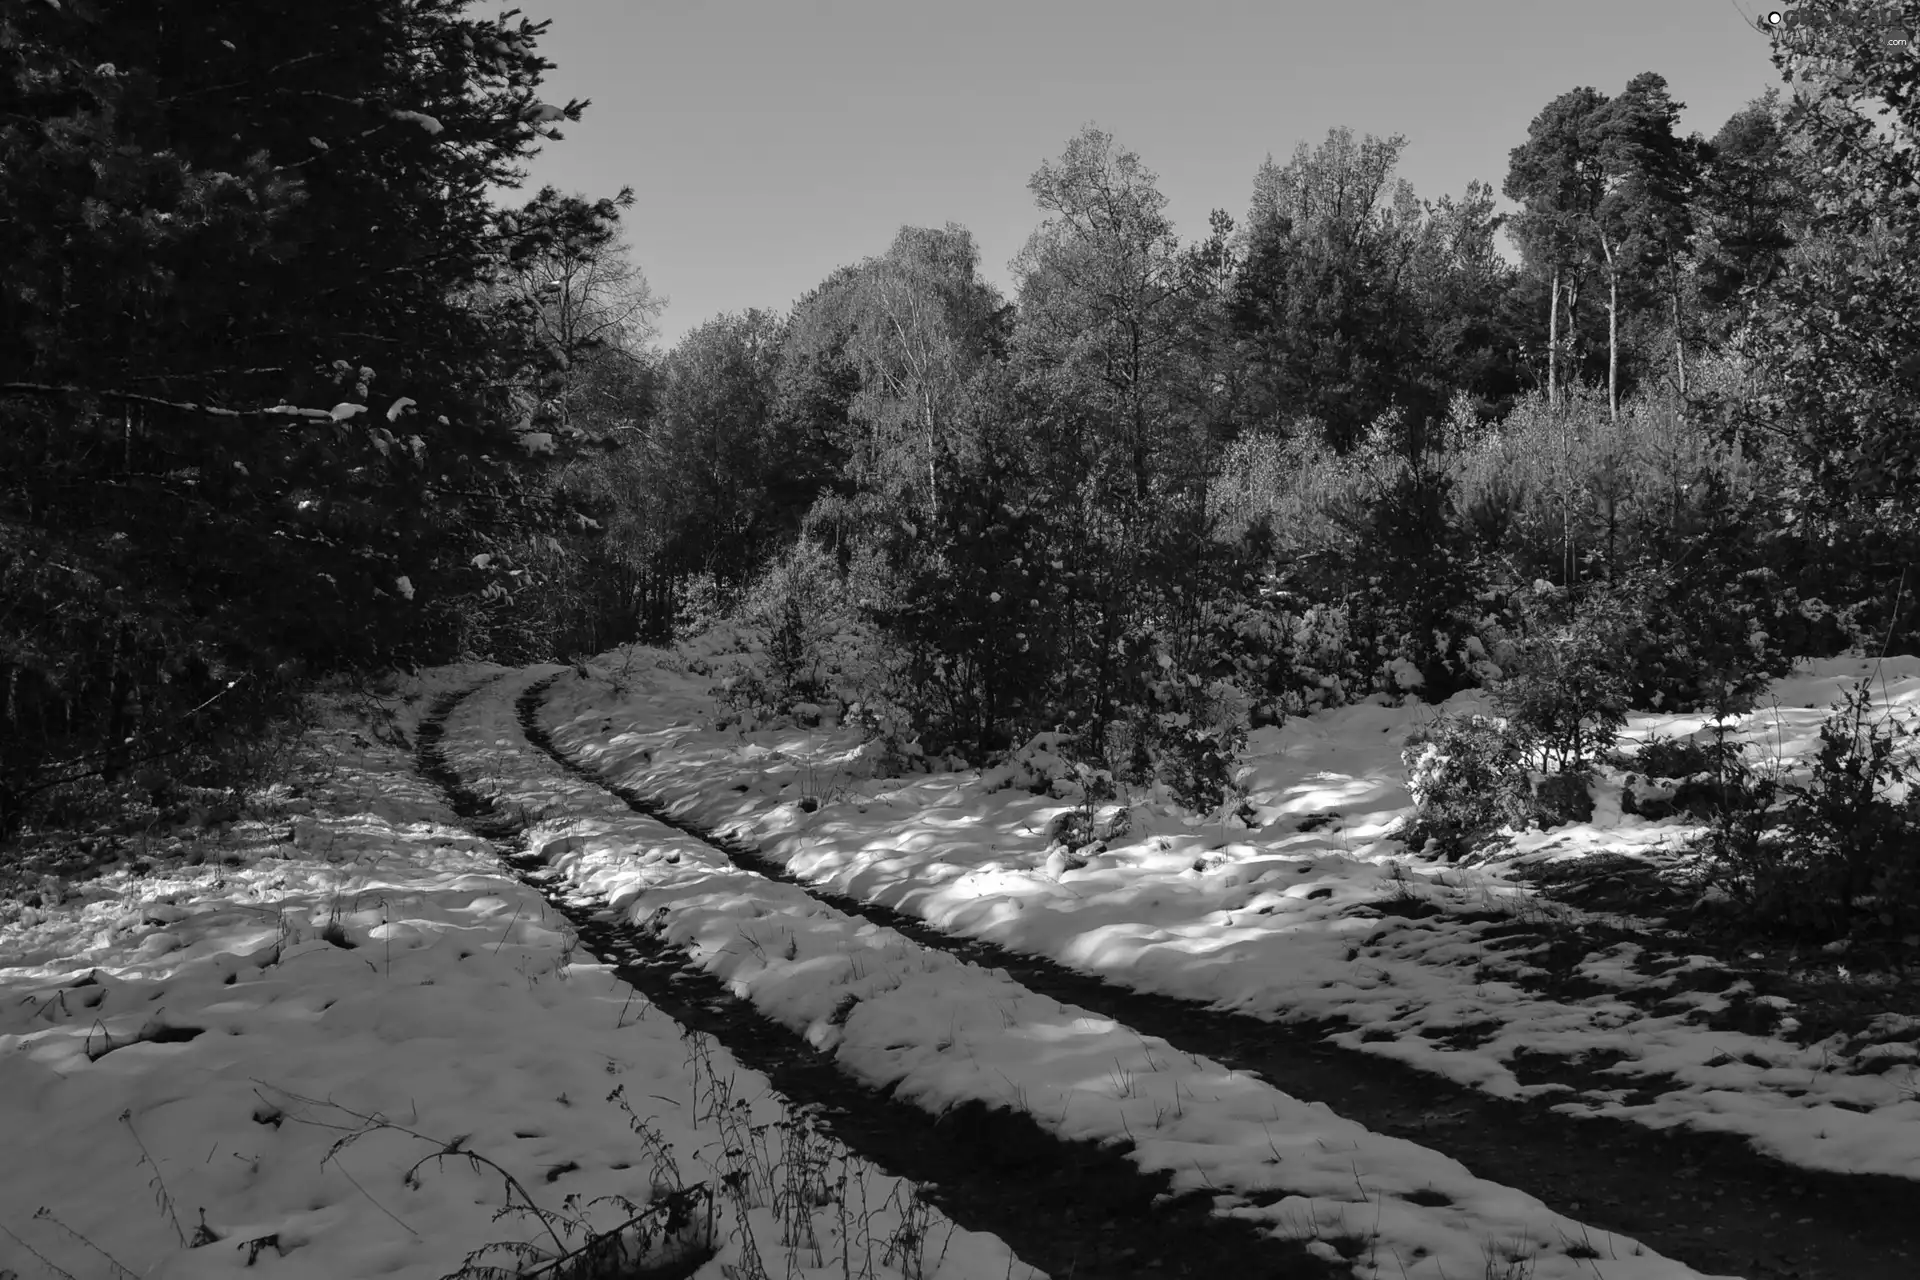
<box><xmin>1775</xmin><ymin>680</ymin><xmax>1920</xmax><ymax>938</ymax></box>
<box><xmin>1612</xmin><ymin>559</ymin><xmax>1789</xmax><ymax>716</ymax></box>
<box><xmin>1533</xmin><ymin>772</ymin><xmax>1594</xmax><ymax>827</ymax></box>
<box><xmin>1400</xmin><ymin>712</ymin><xmax>1538</xmax><ymax>859</ymax></box>
<box><xmin>854</xmin><ymin>483</ymin><xmax>1056</xmax><ymax>762</ymax></box>
<box><xmin>731</xmin><ymin>540</ymin><xmax>849</xmax><ymax>713</ymax></box>
<box><xmin>1147</xmin><ymin>710</ymin><xmax>1247</xmax><ymax>815</ymax></box>
<box><xmin>1124</xmin><ymin>626</ymin><xmax>1252</xmax><ymax>814</ymax></box>
<box><xmin>1348</xmin><ymin>464</ymin><xmax>1490</xmax><ymax>702</ymax></box>
<box><xmin>1199</xmin><ymin>576</ymin><xmax>1365</xmax><ymax>721</ymax></box>
<box><xmin>1700</xmin><ymin>678</ymin><xmax>1920</xmax><ymax>942</ymax></box>
<box><xmin>672</xmin><ymin>572</ymin><xmax>734</xmax><ymax>641</ymax></box>
<box><xmin>1632</xmin><ymin>733</ymin><xmax>1724</xmax><ymax>779</ymax></box>
<box><xmin>1488</xmin><ymin>580</ymin><xmax>1633</xmax><ymax>772</ymax></box>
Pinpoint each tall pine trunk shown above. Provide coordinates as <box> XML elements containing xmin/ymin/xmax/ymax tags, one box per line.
<box><xmin>1563</xmin><ymin>275</ymin><xmax>1582</xmax><ymax>399</ymax></box>
<box><xmin>1599</xmin><ymin>232</ymin><xmax>1618</xmax><ymax>422</ymax></box>
<box><xmin>1548</xmin><ymin>268</ymin><xmax>1560</xmax><ymax>407</ymax></box>
<box><xmin>1671</xmin><ymin>277</ymin><xmax>1688</xmax><ymax>398</ymax></box>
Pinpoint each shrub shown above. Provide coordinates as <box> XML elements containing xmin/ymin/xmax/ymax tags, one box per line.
<box><xmin>1700</xmin><ymin>678</ymin><xmax>1920</xmax><ymax>942</ymax></box>
<box><xmin>1488</xmin><ymin>580</ymin><xmax>1633</xmax><ymax>772</ymax></box>
<box><xmin>1533</xmin><ymin>772</ymin><xmax>1594</xmax><ymax>827</ymax></box>
<box><xmin>1632</xmin><ymin>733</ymin><xmax>1724</xmax><ymax>779</ymax></box>
<box><xmin>1400</xmin><ymin>712</ymin><xmax>1538</xmax><ymax>859</ymax></box>
<box><xmin>1148</xmin><ymin>710</ymin><xmax>1247</xmax><ymax>815</ymax></box>
<box><xmin>732</xmin><ymin>540</ymin><xmax>847</xmax><ymax>712</ymax></box>
<box><xmin>765</xmin><ymin>592</ymin><xmax>826</xmax><ymax>706</ymax></box>
<box><xmin>671</xmin><ymin>571</ymin><xmax>734</xmax><ymax>641</ymax></box>
<box><xmin>1612</xmin><ymin>559</ymin><xmax>1787</xmax><ymax>716</ymax></box>
<box><xmin>1349</xmin><ymin>465</ymin><xmax>1490</xmax><ymax>702</ymax></box>
<box><xmin>1774</xmin><ymin>680</ymin><xmax>1920</xmax><ymax>938</ymax></box>
<box><xmin>855</xmin><ymin>484</ymin><xmax>1056</xmax><ymax>762</ymax></box>
<box><xmin>1122</xmin><ymin>615</ymin><xmax>1254</xmax><ymax>815</ymax></box>
<box><xmin>1202</xmin><ymin>576</ymin><xmax>1365</xmax><ymax>720</ymax></box>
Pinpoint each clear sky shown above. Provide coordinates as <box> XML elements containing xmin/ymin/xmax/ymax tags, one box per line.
<box><xmin>500</xmin><ymin>0</ymin><xmax>1789</xmax><ymax>351</ymax></box>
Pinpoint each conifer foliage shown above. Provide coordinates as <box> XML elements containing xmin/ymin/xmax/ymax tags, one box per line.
<box><xmin>0</xmin><ymin>0</ymin><xmax>614</xmax><ymax>832</ymax></box>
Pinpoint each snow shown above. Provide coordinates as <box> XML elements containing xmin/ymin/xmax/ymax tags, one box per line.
<box><xmin>7</xmin><ymin>649</ymin><xmax>1914</xmax><ymax>1280</ymax></box>
<box><xmin>540</xmin><ymin>647</ymin><xmax>1920</xmax><ymax>1190</ymax></box>
<box><xmin>389</xmin><ymin>110</ymin><xmax>445</xmax><ymax>136</ymax></box>
<box><xmin>0</xmin><ymin>667</ymin><xmax>1034</xmax><ymax>1280</ymax></box>
<box><xmin>448</xmin><ymin>667</ymin><xmax>1741</xmax><ymax>1279</ymax></box>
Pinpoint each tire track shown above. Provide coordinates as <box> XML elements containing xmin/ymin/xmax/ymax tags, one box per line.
<box><xmin>520</xmin><ymin>675</ymin><xmax>1920</xmax><ymax>1280</ymax></box>
<box><xmin>418</xmin><ymin>678</ymin><xmax>1339</xmax><ymax>1280</ymax></box>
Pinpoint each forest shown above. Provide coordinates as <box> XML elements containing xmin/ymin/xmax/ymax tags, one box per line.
<box><xmin>4</xmin><ymin>0</ymin><xmax>1918</xmax><ymax>937</ymax></box>
<box><xmin>9</xmin><ymin>3</ymin><xmax>1920</xmax><ymax>1278</ymax></box>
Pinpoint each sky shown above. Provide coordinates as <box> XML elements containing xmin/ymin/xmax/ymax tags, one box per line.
<box><xmin>499</xmin><ymin>0</ymin><xmax>1791</xmax><ymax>351</ymax></box>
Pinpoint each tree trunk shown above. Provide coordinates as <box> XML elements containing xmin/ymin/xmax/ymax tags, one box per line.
<box><xmin>1548</xmin><ymin>268</ymin><xmax>1560</xmax><ymax>408</ymax></box>
<box><xmin>1563</xmin><ymin>275</ymin><xmax>1582</xmax><ymax>397</ymax></box>
<box><xmin>923</xmin><ymin>390</ymin><xmax>938</xmax><ymax>524</ymax></box>
<box><xmin>1671</xmin><ymin>280</ymin><xmax>1688</xmax><ymax>398</ymax></box>
<box><xmin>1561</xmin><ymin>410</ymin><xmax>1573</xmax><ymax>589</ymax></box>
<box><xmin>1600</xmin><ymin>233</ymin><xmax>1618</xmax><ymax>422</ymax></box>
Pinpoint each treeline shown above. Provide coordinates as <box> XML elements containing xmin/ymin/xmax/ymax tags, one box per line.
<box><xmin>0</xmin><ymin>0</ymin><xmax>643</xmax><ymax>830</ymax></box>
<box><xmin>5</xmin><ymin>0</ymin><xmax>1918</xmax><ymax>836</ymax></box>
<box><xmin>596</xmin><ymin>10</ymin><xmax>1918</xmax><ymax>804</ymax></box>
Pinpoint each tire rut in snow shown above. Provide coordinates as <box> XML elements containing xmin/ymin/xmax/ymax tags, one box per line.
<box><xmin>419</xmin><ymin>679</ymin><xmax>1338</xmax><ymax>1280</ymax></box>
<box><xmin>518</xmin><ymin>676</ymin><xmax>1920</xmax><ymax>1280</ymax></box>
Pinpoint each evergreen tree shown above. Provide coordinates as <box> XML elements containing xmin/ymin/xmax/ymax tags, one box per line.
<box><xmin>1505</xmin><ymin>87</ymin><xmax>1611</xmax><ymax>407</ymax></box>
<box><xmin>1691</xmin><ymin>90</ymin><xmax>1812</xmax><ymax>345</ymax></box>
<box><xmin>0</xmin><ymin>0</ymin><xmax>617</xmax><ymax>830</ymax></box>
<box><xmin>1587</xmin><ymin>73</ymin><xmax>1703</xmax><ymax>411</ymax></box>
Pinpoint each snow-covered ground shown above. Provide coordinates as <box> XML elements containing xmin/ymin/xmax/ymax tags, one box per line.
<box><xmin>436</xmin><ymin>666</ymin><xmax>1737</xmax><ymax>1279</ymax></box>
<box><xmin>0</xmin><ymin>668</ymin><xmax>1035</xmax><ymax>1280</ymax></box>
<box><xmin>6</xmin><ymin>648</ymin><xmax>1913</xmax><ymax>1280</ymax></box>
<box><xmin>539</xmin><ymin>644</ymin><xmax>1920</xmax><ymax>1185</ymax></box>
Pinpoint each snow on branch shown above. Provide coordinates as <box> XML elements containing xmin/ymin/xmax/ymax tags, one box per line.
<box><xmin>389</xmin><ymin>109</ymin><xmax>445</xmax><ymax>136</ymax></box>
<box><xmin>5</xmin><ymin>382</ymin><xmax>380</xmax><ymax>426</ymax></box>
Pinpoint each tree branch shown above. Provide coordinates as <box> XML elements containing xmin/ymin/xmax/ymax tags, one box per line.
<box><xmin>2</xmin><ymin>382</ymin><xmax>336</xmax><ymax>422</ymax></box>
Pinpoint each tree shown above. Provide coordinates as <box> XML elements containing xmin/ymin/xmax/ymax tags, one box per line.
<box><xmin>842</xmin><ymin>224</ymin><xmax>1006</xmax><ymax>523</ymax></box>
<box><xmin>1587</xmin><ymin>73</ymin><xmax>1702</xmax><ymax>413</ymax></box>
<box><xmin>1248</xmin><ymin>127</ymin><xmax>1411</xmax><ymax>263</ymax></box>
<box><xmin>1691</xmin><ymin>90</ymin><xmax>1812</xmax><ymax>343</ymax></box>
<box><xmin>1741</xmin><ymin>0</ymin><xmax>1920</xmax><ymax>505</ymax></box>
<box><xmin>1231</xmin><ymin>129</ymin><xmax>1431</xmax><ymax>453</ymax></box>
<box><xmin>1001</xmin><ymin>126</ymin><xmax>1221</xmax><ymax>758</ymax></box>
<box><xmin>642</xmin><ymin>310</ymin><xmax>786</xmax><ymax>584</ymax></box>
<box><xmin>769</xmin><ymin>264</ymin><xmax>867</xmax><ymax>554</ymax></box>
<box><xmin>476</xmin><ymin>185</ymin><xmax>663</xmax><ymax>438</ymax></box>
<box><xmin>1505</xmin><ymin>87</ymin><xmax>1611</xmax><ymax>408</ymax></box>
<box><xmin>1175</xmin><ymin>207</ymin><xmax>1252</xmax><ymax>453</ymax></box>
<box><xmin>459</xmin><ymin>188</ymin><xmax>668</xmax><ymax>656</ymax></box>
<box><xmin>1013</xmin><ymin>125</ymin><xmax>1198</xmax><ymax>500</ymax></box>
<box><xmin>0</xmin><ymin>0</ymin><xmax>610</xmax><ymax>828</ymax></box>
<box><xmin>1230</xmin><ymin>128</ymin><xmax>1516</xmax><ymax>458</ymax></box>
<box><xmin>1405</xmin><ymin>181</ymin><xmax>1527</xmax><ymax>422</ymax></box>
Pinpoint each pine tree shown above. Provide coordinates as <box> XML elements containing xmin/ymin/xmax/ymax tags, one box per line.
<box><xmin>0</xmin><ymin>0</ymin><xmax>618</xmax><ymax>831</ymax></box>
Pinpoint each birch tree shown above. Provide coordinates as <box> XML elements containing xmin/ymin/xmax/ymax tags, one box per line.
<box><xmin>1013</xmin><ymin>126</ymin><xmax>1194</xmax><ymax>500</ymax></box>
<box><xmin>844</xmin><ymin>225</ymin><xmax>1004</xmax><ymax>523</ymax></box>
